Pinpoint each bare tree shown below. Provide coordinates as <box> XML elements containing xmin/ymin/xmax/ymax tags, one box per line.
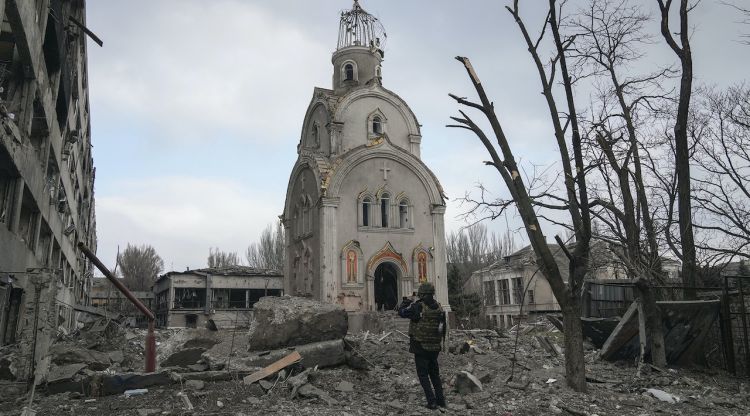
<box><xmin>246</xmin><ymin>222</ymin><xmax>285</xmax><ymax>270</ymax></box>
<box><xmin>723</xmin><ymin>1</ymin><xmax>750</xmax><ymax>44</ymax></box>
<box><xmin>658</xmin><ymin>0</ymin><xmax>698</xmax><ymax>297</ymax></box>
<box><xmin>448</xmin><ymin>0</ymin><xmax>592</xmax><ymax>392</ymax></box>
<box><xmin>117</xmin><ymin>243</ymin><xmax>164</xmax><ymax>291</ymax></box>
<box><xmin>692</xmin><ymin>85</ymin><xmax>750</xmax><ymax>262</ymax></box>
<box><xmin>571</xmin><ymin>0</ymin><xmax>670</xmax><ymax>366</ymax></box>
<box><xmin>207</xmin><ymin>248</ymin><xmax>241</xmax><ymax>268</ymax></box>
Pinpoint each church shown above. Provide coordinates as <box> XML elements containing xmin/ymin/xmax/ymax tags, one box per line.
<box><xmin>282</xmin><ymin>1</ymin><xmax>449</xmax><ymax>313</ymax></box>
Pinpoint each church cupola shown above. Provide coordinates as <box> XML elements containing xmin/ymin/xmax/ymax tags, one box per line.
<box><xmin>332</xmin><ymin>0</ymin><xmax>386</xmax><ymax>94</ymax></box>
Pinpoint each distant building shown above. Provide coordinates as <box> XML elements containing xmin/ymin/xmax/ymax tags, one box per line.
<box><xmin>153</xmin><ymin>266</ymin><xmax>283</xmax><ymax>329</ymax></box>
<box><xmin>467</xmin><ymin>241</ymin><xmax>630</xmax><ymax>328</ymax></box>
<box><xmin>0</xmin><ymin>0</ymin><xmax>97</xmax><ymax>380</ymax></box>
<box><xmin>89</xmin><ymin>278</ymin><xmax>154</xmax><ymax>327</ymax></box>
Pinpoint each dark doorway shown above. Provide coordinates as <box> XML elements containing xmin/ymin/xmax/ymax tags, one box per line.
<box><xmin>185</xmin><ymin>314</ymin><xmax>198</xmax><ymax>328</ymax></box>
<box><xmin>374</xmin><ymin>263</ymin><xmax>399</xmax><ymax>311</ymax></box>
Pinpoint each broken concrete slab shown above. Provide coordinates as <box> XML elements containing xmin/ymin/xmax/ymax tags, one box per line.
<box><xmin>225</xmin><ymin>339</ymin><xmax>346</xmax><ymax>372</ymax></box>
<box><xmin>600</xmin><ymin>300</ymin><xmax>721</xmax><ymax>365</ymax></box>
<box><xmin>335</xmin><ymin>380</ymin><xmax>354</xmax><ymax>392</ymax></box>
<box><xmin>455</xmin><ymin>371</ymin><xmax>482</xmax><ymax>394</ymax></box>
<box><xmin>49</xmin><ymin>345</ymin><xmax>112</xmax><ymax>371</ymax></box>
<box><xmin>298</xmin><ymin>383</ymin><xmax>337</xmax><ymax>406</ymax></box>
<box><xmin>248</xmin><ymin>296</ymin><xmax>348</xmax><ymax>350</ymax></box>
<box><xmin>243</xmin><ymin>350</ymin><xmax>301</xmax><ymax>385</ymax></box>
<box><xmin>47</xmin><ymin>363</ymin><xmax>86</xmax><ymax>384</ymax></box>
<box><xmin>160</xmin><ymin>348</ymin><xmax>206</xmax><ymax>368</ymax></box>
<box><xmin>347</xmin><ymin>311</ymin><xmax>384</xmax><ymax>334</ymax></box>
<box><xmin>184</xmin><ymin>379</ymin><xmax>205</xmax><ymax>390</ymax></box>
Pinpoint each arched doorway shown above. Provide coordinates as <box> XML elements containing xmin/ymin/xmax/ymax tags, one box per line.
<box><xmin>374</xmin><ymin>262</ymin><xmax>399</xmax><ymax>311</ymax></box>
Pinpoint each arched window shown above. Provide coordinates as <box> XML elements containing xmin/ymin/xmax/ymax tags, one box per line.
<box><xmin>362</xmin><ymin>197</ymin><xmax>371</xmax><ymax>226</ymax></box>
<box><xmin>399</xmin><ymin>200</ymin><xmax>409</xmax><ymax>228</ymax></box>
<box><xmin>372</xmin><ymin>116</ymin><xmax>382</xmax><ymax>135</ymax></box>
<box><xmin>344</xmin><ymin>63</ymin><xmax>354</xmax><ymax>81</ymax></box>
<box><xmin>380</xmin><ymin>193</ymin><xmax>390</xmax><ymax>227</ymax></box>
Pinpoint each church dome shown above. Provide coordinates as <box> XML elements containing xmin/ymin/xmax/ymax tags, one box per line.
<box><xmin>332</xmin><ymin>1</ymin><xmax>386</xmax><ymax>93</ymax></box>
<box><xmin>337</xmin><ymin>0</ymin><xmax>387</xmax><ymax>52</ymax></box>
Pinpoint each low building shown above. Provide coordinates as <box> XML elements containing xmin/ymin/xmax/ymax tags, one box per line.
<box><xmin>89</xmin><ymin>277</ymin><xmax>154</xmax><ymax>327</ymax></box>
<box><xmin>153</xmin><ymin>266</ymin><xmax>283</xmax><ymax>329</ymax></box>
<box><xmin>468</xmin><ymin>241</ymin><xmax>629</xmax><ymax>328</ymax></box>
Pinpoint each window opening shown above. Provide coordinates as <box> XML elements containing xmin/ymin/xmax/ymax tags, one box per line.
<box><xmin>380</xmin><ymin>193</ymin><xmax>389</xmax><ymax>227</ymax></box>
<box><xmin>362</xmin><ymin>197</ymin><xmax>371</xmax><ymax>226</ymax></box>
<box><xmin>372</xmin><ymin>116</ymin><xmax>382</xmax><ymax>135</ymax></box>
<box><xmin>344</xmin><ymin>63</ymin><xmax>354</xmax><ymax>81</ymax></box>
<box><xmin>399</xmin><ymin>200</ymin><xmax>408</xmax><ymax>228</ymax></box>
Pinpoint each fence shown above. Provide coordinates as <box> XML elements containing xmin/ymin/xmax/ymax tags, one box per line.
<box><xmin>584</xmin><ymin>278</ymin><xmax>748</xmax><ymax>377</ymax></box>
<box><xmin>721</xmin><ymin>276</ymin><xmax>750</xmax><ymax>377</ymax></box>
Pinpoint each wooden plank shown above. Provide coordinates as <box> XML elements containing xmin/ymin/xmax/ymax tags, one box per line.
<box><xmin>242</xmin><ymin>350</ymin><xmax>301</xmax><ymax>385</ymax></box>
<box><xmin>599</xmin><ymin>300</ymin><xmax>639</xmax><ymax>360</ymax></box>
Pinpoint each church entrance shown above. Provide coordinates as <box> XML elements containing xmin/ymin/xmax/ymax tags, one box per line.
<box><xmin>374</xmin><ymin>262</ymin><xmax>399</xmax><ymax>311</ymax></box>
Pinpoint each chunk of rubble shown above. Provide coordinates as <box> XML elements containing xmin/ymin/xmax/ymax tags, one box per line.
<box><xmin>646</xmin><ymin>388</ymin><xmax>680</xmax><ymax>403</ymax></box>
<box><xmin>248</xmin><ymin>296</ymin><xmax>348</xmax><ymax>350</ymax></box>
<box><xmin>49</xmin><ymin>345</ymin><xmax>112</xmax><ymax>371</ymax></box>
<box><xmin>455</xmin><ymin>371</ymin><xmax>483</xmax><ymax>394</ymax></box>
<box><xmin>160</xmin><ymin>348</ymin><xmax>206</xmax><ymax>368</ymax></box>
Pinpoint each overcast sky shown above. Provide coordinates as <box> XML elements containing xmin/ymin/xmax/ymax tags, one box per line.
<box><xmin>85</xmin><ymin>0</ymin><xmax>748</xmax><ymax>272</ymax></box>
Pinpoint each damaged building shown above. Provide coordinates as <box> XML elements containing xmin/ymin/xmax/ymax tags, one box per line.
<box><xmin>153</xmin><ymin>266</ymin><xmax>283</xmax><ymax>329</ymax></box>
<box><xmin>468</xmin><ymin>241</ymin><xmax>681</xmax><ymax>328</ymax></box>
<box><xmin>0</xmin><ymin>0</ymin><xmax>97</xmax><ymax>382</ymax></box>
<box><xmin>281</xmin><ymin>1</ymin><xmax>449</xmax><ymax>313</ymax></box>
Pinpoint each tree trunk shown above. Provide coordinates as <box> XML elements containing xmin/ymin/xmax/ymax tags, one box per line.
<box><xmin>635</xmin><ymin>279</ymin><xmax>667</xmax><ymax>367</ymax></box>
<box><xmin>561</xmin><ymin>301</ymin><xmax>587</xmax><ymax>392</ymax></box>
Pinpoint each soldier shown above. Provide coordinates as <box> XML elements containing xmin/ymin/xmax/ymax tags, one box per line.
<box><xmin>398</xmin><ymin>282</ymin><xmax>447</xmax><ymax>410</ymax></box>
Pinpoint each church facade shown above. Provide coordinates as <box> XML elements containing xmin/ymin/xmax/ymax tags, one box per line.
<box><xmin>282</xmin><ymin>1</ymin><xmax>449</xmax><ymax>312</ymax></box>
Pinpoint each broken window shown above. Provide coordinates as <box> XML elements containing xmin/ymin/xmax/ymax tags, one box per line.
<box><xmin>512</xmin><ymin>277</ymin><xmax>523</xmax><ymax>304</ymax></box>
<box><xmin>527</xmin><ymin>289</ymin><xmax>535</xmax><ymax>305</ymax></box>
<box><xmin>18</xmin><ymin>187</ymin><xmax>39</xmax><ymax>250</ymax></box>
<box><xmin>0</xmin><ymin>168</ymin><xmax>16</xmax><ymax>228</ymax></box>
<box><xmin>398</xmin><ymin>199</ymin><xmax>408</xmax><ymax>228</ymax></box>
<box><xmin>372</xmin><ymin>116</ymin><xmax>382</xmax><ymax>135</ymax></box>
<box><xmin>380</xmin><ymin>193</ymin><xmax>389</xmax><ymax>227</ymax></box>
<box><xmin>498</xmin><ymin>279</ymin><xmax>510</xmax><ymax>305</ymax></box>
<box><xmin>362</xmin><ymin>197</ymin><xmax>371</xmax><ymax>226</ymax></box>
<box><xmin>174</xmin><ymin>288</ymin><xmax>206</xmax><ymax>309</ymax></box>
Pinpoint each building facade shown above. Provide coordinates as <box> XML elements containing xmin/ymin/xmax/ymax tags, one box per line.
<box><xmin>470</xmin><ymin>241</ymin><xmax>629</xmax><ymax>328</ymax></box>
<box><xmin>282</xmin><ymin>1</ymin><xmax>448</xmax><ymax>312</ymax></box>
<box><xmin>153</xmin><ymin>267</ymin><xmax>283</xmax><ymax>329</ymax></box>
<box><xmin>0</xmin><ymin>0</ymin><xmax>97</xmax><ymax>378</ymax></box>
<box><xmin>90</xmin><ymin>278</ymin><xmax>154</xmax><ymax>327</ymax></box>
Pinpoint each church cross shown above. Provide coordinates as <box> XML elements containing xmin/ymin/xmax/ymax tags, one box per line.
<box><xmin>380</xmin><ymin>161</ymin><xmax>391</xmax><ymax>181</ymax></box>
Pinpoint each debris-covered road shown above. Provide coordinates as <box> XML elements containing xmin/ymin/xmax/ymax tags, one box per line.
<box><xmin>1</xmin><ymin>312</ymin><xmax>748</xmax><ymax>416</ymax></box>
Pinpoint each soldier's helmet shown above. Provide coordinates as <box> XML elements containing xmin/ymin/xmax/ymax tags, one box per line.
<box><xmin>417</xmin><ymin>282</ymin><xmax>436</xmax><ymax>295</ymax></box>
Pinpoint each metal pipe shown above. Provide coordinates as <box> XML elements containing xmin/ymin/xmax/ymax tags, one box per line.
<box><xmin>77</xmin><ymin>242</ymin><xmax>156</xmax><ymax>372</ymax></box>
<box><xmin>77</xmin><ymin>242</ymin><xmax>154</xmax><ymax>321</ymax></box>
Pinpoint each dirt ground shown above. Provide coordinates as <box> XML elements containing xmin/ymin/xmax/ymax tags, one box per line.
<box><xmin>1</xmin><ymin>318</ymin><xmax>748</xmax><ymax>416</ymax></box>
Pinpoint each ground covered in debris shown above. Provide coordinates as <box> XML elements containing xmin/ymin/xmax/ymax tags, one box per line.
<box><xmin>1</xmin><ymin>315</ymin><xmax>748</xmax><ymax>416</ymax></box>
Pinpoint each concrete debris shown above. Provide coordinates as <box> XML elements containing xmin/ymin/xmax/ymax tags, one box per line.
<box><xmin>455</xmin><ymin>370</ymin><xmax>483</xmax><ymax>394</ymax></box>
<box><xmin>335</xmin><ymin>380</ymin><xmax>354</xmax><ymax>392</ymax></box>
<box><xmin>160</xmin><ymin>348</ymin><xmax>206</xmax><ymax>368</ymax></box>
<box><xmin>177</xmin><ymin>391</ymin><xmax>194</xmax><ymax>410</ymax></box>
<box><xmin>184</xmin><ymin>379</ymin><xmax>205</xmax><ymax>390</ymax></box>
<box><xmin>646</xmin><ymin>388</ymin><xmax>680</xmax><ymax>403</ymax></box>
<box><xmin>248</xmin><ymin>296</ymin><xmax>348</xmax><ymax>350</ymax></box>
<box><xmin>0</xmin><ymin>314</ymin><xmax>747</xmax><ymax>415</ymax></box>
<box><xmin>243</xmin><ymin>350</ymin><xmax>301</xmax><ymax>385</ymax></box>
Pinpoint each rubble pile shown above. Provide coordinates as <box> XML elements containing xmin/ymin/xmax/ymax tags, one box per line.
<box><xmin>0</xmin><ymin>308</ymin><xmax>747</xmax><ymax>415</ymax></box>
